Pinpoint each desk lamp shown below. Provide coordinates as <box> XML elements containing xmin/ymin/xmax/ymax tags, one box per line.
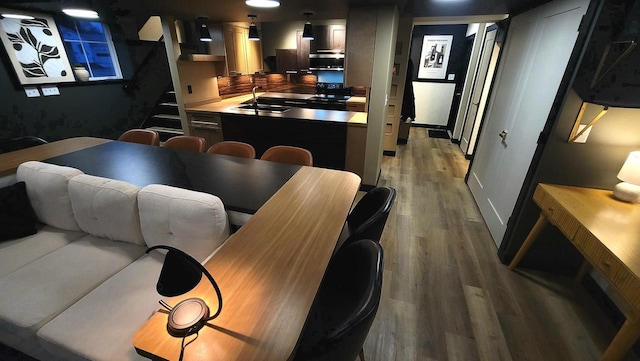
<box><xmin>147</xmin><ymin>245</ymin><xmax>222</xmax><ymax>337</ymax></box>
<box><xmin>613</xmin><ymin>151</ymin><xmax>640</xmax><ymax>202</ymax></box>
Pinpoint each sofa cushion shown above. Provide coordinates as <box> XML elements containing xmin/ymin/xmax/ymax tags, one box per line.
<box><xmin>0</xmin><ymin>235</ymin><xmax>145</xmax><ymax>334</ymax></box>
<box><xmin>69</xmin><ymin>174</ymin><xmax>145</xmax><ymax>246</ymax></box>
<box><xmin>0</xmin><ymin>225</ymin><xmax>85</xmax><ymax>279</ymax></box>
<box><xmin>16</xmin><ymin>161</ymin><xmax>83</xmax><ymax>231</ymax></box>
<box><xmin>139</xmin><ymin>184</ymin><xmax>230</xmax><ymax>262</ymax></box>
<box><xmin>37</xmin><ymin>252</ymin><xmax>165</xmax><ymax>361</ymax></box>
<box><xmin>0</xmin><ymin>182</ymin><xmax>37</xmax><ymax>241</ymax></box>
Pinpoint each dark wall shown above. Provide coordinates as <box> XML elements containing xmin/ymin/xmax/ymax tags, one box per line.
<box><xmin>409</xmin><ymin>24</ymin><xmax>470</xmax><ymax>83</ymax></box>
<box><xmin>500</xmin><ymin>0</ymin><xmax>640</xmax><ymax>274</ymax></box>
<box><xmin>0</xmin><ymin>12</ymin><xmax>170</xmax><ymax>142</ymax></box>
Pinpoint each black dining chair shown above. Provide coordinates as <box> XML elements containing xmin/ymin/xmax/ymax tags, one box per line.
<box><xmin>341</xmin><ymin>186</ymin><xmax>396</xmax><ymax>248</ymax></box>
<box><xmin>293</xmin><ymin>239</ymin><xmax>384</xmax><ymax>361</ymax></box>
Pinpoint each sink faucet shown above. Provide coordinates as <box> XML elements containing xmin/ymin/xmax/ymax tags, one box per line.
<box><xmin>252</xmin><ymin>86</ymin><xmax>262</xmax><ymax>107</ymax></box>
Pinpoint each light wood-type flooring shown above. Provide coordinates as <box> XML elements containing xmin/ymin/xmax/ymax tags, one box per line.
<box><xmin>362</xmin><ymin>127</ymin><xmax>639</xmax><ymax>361</ymax></box>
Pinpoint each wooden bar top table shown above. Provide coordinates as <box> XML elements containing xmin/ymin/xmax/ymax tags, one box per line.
<box><xmin>509</xmin><ymin>183</ymin><xmax>640</xmax><ymax>361</ymax></box>
<box><xmin>133</xmin><ymin>166</ymin><xmax>361</xmax><ymax>361</ymax></box>
<box><xmin>0</xmin><ymin>137</ymin><xmax>110</xmax><ymax>177</ymax></box>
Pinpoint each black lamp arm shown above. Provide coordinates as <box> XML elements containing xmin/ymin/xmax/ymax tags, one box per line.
<box><xmin>146</xmin><ymin>245</ymin><xmax>223</xmax><ymax>320</ymax></box>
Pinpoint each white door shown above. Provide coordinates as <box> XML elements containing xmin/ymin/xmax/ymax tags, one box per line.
<box><xmin>468</xmin><ymin>0</ymin><xmax>589</xmax><ymax>247</ymax></box>
<box><xmin>460</xmin><ymin>29</ymin><xmax>497</xmax><ymax>155</ymax></box>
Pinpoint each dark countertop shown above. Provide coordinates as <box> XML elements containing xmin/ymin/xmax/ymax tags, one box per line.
<box><xmin>186</xmin><ymin>93</ymin><xmax>367</xmax><ymax>127</ymax></box>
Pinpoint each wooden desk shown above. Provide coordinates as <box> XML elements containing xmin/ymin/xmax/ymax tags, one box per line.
<box><xmin>509</xmin><ymin>183</ymin><xmax>640</xmax><ymax>361</ymax></box>
<box><xmin>0</xmin><ymin>137</ymin><xmax>110</xmax><ymax>177</ymax></box>
<box><xmin>133</xmin><ymin>166</ymin><xmax>361</xmax><ymax>360</ymax></box>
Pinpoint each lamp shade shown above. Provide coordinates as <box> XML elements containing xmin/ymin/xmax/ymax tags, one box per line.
<box><xmin>156</xmin><ymin>249</ymin><xmax>203</xmax><ymax>297</ymax></box>
<box><xmin>199</xmin><ymin>24</ymin><xmax>212</xmax><ymax>42</ymax></box>
<box><xmin>617</xmin><ymin>151</ymin><xmax>640</xmax><ymax>185</ymax></box>
<box><xmin>302</xmin><ymin>22</ymin><xmax>314</xmax><ymax>40</ymax></box>
<box><xmin>248</xmin><ymin>23</ymin><xmax>260</xmax><ymax>41</ymax></box>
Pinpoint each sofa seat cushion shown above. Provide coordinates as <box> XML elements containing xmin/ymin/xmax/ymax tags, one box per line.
<box><xmin>0</xmin><ymin>235</ymin><xmax>145</xmax><ymax>333</ymax></box>
<box><xmin>138</xmin><ymin>184</ymin><xmax>230</xmax><ymax>262</ymax></box>
<box><xmin>38</xmin><ymin>253</ymin><xmax>164</xmax><ymax>361</ymax></box>
<box><xmin>0</xmin><ymin>225</ymin><xmax>85</xmax><ymax>279</ymax></box>
<box><xmin>69</xmin><ymin>175</ymin><xmax>145</xmax><ymax>246</ymax></box>
<box><xmin>16</xmin><ymin>161</ymin><xmax>83</xmax><ymax>231</ymax></box>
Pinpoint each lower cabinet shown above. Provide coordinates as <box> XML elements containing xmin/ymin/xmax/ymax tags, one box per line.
<box><xmin>188</xmin><ymin>113</ymin><xmax>224</xmax><ymax>149</ymax></box>
<box><xmin>221</xmin><ymin>114</ymin><xmax>347</xmax><ymax>170</ymax></box>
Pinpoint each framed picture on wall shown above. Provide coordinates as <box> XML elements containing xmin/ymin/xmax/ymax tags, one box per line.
<box><xmin>417</xmin><ymin>35</ymin><xmax>453</xmax><ymax>80</ymax></box>
<box><xmin>0</xmin><ymin>10</ymin><xmax>75</xmax><ymax>85</ymax></box>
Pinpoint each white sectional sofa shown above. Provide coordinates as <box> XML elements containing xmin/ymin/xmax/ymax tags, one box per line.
<box><xmin>0</xmin><ymin>161</ymin><xmax>230</xmax><ymax>361</ymax></box>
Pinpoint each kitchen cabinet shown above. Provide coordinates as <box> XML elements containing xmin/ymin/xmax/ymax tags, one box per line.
<box><xmin>188</xmin><ymin>113</ymin><xmax>223</xmax><ymax>149</ymax></box>
<box><xmin>310</xmin><ymin>25</ymin><xmax>346</xmax><ymax>52</ymax></box>
<box><xmin>276</xmin><ymin>49</ymin><xmax>298</xmax><ymax>73</ymax></box>
<box><xmin>223</xmin><ymin>24</ymin><xmax>263</xmax><ymax>75</ymax></box>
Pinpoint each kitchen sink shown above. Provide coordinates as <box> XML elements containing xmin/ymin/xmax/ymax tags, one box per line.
<box><xmin>235</xmin><ymin>104</ymin><xmax>292</xmax><ymax>113</ymax></box>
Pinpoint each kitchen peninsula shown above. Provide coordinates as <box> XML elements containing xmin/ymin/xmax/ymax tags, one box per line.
<box><xmin>186</xmin><ymin>92</ymin><xmax>367</xmax><ymax>176</ymax></box>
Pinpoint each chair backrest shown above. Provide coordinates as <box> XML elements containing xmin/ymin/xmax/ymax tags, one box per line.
<box><xmin>344</xmin><ymin>187</ymin><xmax>396</xmax><ymax>246</ymax></box>
<box><xmin>260</xmin><ymin>145</ymin><xmax>313</xmax><ymax>166</ymax></box>
<box><xmin>207</xmin><ymin>141</ymin><xmax>256</xmax><ymax>159</ymax></box>
<box><xmin>161</xmin><ymin>136</ymin><xmax>206</xmax><ymax>152</ymax></box>
<box><xmin>293</xmin><ymin>239</ymin><xmax>384</xmax><ymax>361</ymax></box>
<box><xmin>117</xmin><ymin>129</ymin><xmax>160</xmax><ymax>146</ymax></box>
<box><xmin>0</xmin><ymin>136</ymin><xmax>48</xmax><ymax>154</ymax></box>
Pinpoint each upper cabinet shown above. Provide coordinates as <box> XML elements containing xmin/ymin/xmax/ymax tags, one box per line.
<box><xmin>223</xmin><ymin>24</ymin><xmax>263</xmax><ymax>75</ymax></box>
<box><xmin>310</xmin><ymin>25</ymin><xmax>346</xmax><ymax>52</ymax></box>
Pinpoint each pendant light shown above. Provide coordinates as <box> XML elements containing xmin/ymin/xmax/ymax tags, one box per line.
<box><xmin>198</xmin><ymin>17</ymin><xmax>212</xmax><ymax>42</ymax></box>
<box><xmin>246</xmin><ymin>0</ymin><xmax>280</xmax><ymax>8</ymax></box>
<box><xmin>248</xmin><ymin>14</ymin><xmax>260</xmax><ymax>41</ymax></box>
<box><xmin>302</xmin><ymin>12</ymin><xmax>314</xmax><ymax>40</ymax></box>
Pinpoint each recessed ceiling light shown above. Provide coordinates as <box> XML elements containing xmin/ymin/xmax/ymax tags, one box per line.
<box><xmin>1</xmin><ymin>13</ymin><xmax>35</xmax><ymax>20</ymax></box>
<box><xmin>62</xmin><ymin>8</ymin><xmax>99</xmax><ymax>19</ymax></box>
<box><xmin>246</xmin><ymin>0</ymin><xmax>280</xmax><ymax>8</ymax></box>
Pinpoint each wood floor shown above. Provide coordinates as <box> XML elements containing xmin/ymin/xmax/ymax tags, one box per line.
<box><xmin>362</xmin><ymin>127</ymin><xmax>639</xmax><ymax>361</ymax></box>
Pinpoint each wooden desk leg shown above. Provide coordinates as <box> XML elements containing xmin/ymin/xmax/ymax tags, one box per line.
<box><xmin>508</xmin><ymin>213</ymin><xmax>549</xmax><ymax>270</ymax></box>
<box><xmin>601</xmin><ymin>314</ymin><xmax>640</xmax><ymax>361</ymax></box>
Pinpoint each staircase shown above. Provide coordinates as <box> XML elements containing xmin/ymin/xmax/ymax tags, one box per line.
<box><xmin>140</xmin><ymin>87</ymin><xmax>184</xmax><ymax>141</ymax></box>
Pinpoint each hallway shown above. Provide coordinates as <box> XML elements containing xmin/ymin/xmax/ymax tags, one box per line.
<box><xmin>363</xmin><ymin>127</ymin><xmax>637</xmax><ymax>361</ymax></box>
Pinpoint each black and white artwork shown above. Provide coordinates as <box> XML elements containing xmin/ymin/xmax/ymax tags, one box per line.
<box><xmin>0</xmin><ymin>11</ymin><xmax>74</xmax><ymax>85</ymax></box>
<box><xmin>418</xmin><ymin>35</ymin><xmax>453</xmax><ymax>80</ymax></box>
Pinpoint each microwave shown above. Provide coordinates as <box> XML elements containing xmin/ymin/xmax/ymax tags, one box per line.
<box><xmin>309</xmin><ymin>53</ymin><xmax>344</xmax><ymax>71</ymax></box>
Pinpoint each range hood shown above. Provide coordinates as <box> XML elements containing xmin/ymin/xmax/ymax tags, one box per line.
<box><xmin>176</xmin><ymin>20</ymin><xmax>226</xmax><ymax>61</ymax></box>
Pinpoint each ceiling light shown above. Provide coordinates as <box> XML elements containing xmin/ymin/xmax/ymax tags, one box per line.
<box><xmin>62</xmin><ymin>8</ymin><xmax>99</xmax><ymax>19</ymax></box>
<box><xmin>248</xmin><ymin>14</ymin><xmax>260</xmax><ymax>41</ymax></box>
<box><xmin>246</xmin><ymin>0</ymin><xmax>280</xmax><ymax>8</ymax></box>
<box><xmin>302</xmin><ymin>12</ymin><xmax>314</xmax><ymax>40</ymax></box>
<box><xmin>1</xmin><ymin>13</ymin><xmax>35</xmax><ymax>20</ymax></box>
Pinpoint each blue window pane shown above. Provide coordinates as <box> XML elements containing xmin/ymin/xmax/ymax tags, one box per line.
<box><xmin>57</xmin><ymin>18</ymin><xmax>80</xmax><ymax>40</ymax></box>
<box><xmin>65</xmin><ymin>42</ymin><xmax>86</xmax><ymax>66</ymax></box>
<box><xmin>85</xmin><ymin>43</ymin><xmax>115</xmax><ymax>77</ymax></box>
<box><xmin>77</xmin><ymin>21</ymin><xmax>106</xmax><ymax>42</ymax></box>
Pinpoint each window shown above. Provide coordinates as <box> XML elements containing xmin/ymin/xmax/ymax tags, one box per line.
<box><xmin>58</xmin><ymin>18</ymin><xmax>122</xmax><ymax>81</ymax></box>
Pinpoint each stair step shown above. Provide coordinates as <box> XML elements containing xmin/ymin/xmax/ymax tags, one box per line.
<box><xmin>146</xmin><ymin>126</ymin><xmax>183</xmax><ymax>135</ymax></box>
<box><xmin>159</xmin><ymin>102</ymin><xmax>178</xmax><ymax>107</ymax></box>
<box><xmin>152</xmin><ymin>114</ymin><xmax>181</xmax><ymax>121</ymax></box>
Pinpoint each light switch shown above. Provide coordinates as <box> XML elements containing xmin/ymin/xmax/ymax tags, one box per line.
<box><xmin>24</xmin><ymin>87</ymin><xmax>40</xmax><ymax>97</ymax></box>
<box><xmin>41</xmin><ymin>85</ymin><xmax>60</xmax><ymax>96</ymax></box>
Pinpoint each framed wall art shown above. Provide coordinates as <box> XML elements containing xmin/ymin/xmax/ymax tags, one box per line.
<box><xmin>0</xmin><ymin>10</ymin><xmax>75</xmax><ymax>85</ymax></box>
<box><xmin>417</xmin><ymin>35</ymin><xmax>453</xmax><ymax>80</ymax></box>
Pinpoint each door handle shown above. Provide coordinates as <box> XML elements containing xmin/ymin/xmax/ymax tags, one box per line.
<box><xmin>499</xmin><ymin>130</ymin><xmax>508</xmax><ymax>141</ymax></box>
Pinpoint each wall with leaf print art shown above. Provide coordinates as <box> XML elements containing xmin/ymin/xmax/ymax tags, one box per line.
<box><xmin>0</xmin><ymin>11</ymin><xmax>74</xmax><ymax>85</ymax></box>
